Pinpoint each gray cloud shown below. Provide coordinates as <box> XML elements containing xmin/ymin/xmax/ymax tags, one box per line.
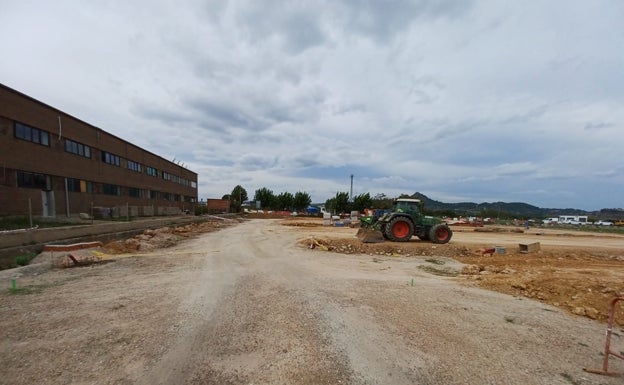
<box><xmin>1</xmin><ymin>0</ymin><xmax>623</xmax><ymax>210</ymax></box>
<box><xmin>340</xmin><ymin>0</ymin><xmax>475</xmax><ymax>42</ymax></box>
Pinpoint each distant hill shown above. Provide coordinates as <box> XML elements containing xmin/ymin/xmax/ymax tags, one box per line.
<box><xmin>410</xmin><ymin>192</ymin><xmax>591</xmax><ymax>218</ymax></box>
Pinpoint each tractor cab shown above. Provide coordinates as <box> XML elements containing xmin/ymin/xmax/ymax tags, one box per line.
<box><xmin>393</xmin><ymin>198</ymin><xmax>423</xmax><ymax>214</ymax></box>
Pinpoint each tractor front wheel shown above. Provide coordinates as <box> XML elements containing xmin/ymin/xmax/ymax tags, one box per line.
<box><xmin>429</xmin><ymin>224</ymin><xmax>453</xmax><ymax>244</ymax></box>
<box><xmin>380</xmin><ymin>223</ymin><xmax>389</xmax><ymax>239</ymax></box>
<box><xmin>385</xmin><ymin>217</ymin><xmax>414</xmax><ymax>242</ymax></box>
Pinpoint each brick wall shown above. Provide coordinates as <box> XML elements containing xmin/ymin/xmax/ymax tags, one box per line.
<box><xmin>0</xmin><ymin>84</ymin><xmax>198</xmax><ymax>218</ymax></box>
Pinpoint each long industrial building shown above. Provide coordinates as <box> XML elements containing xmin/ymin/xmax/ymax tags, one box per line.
<box><xmin>0</xmin><ymin>83</ymin><xmax>198</xmax><ymax>219</ymax></box>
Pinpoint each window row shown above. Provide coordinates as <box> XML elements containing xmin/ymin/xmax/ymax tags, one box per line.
<box><xmin>15</xmin><ymin>122</ymin><xmax>50</xmax><ymax>146</ymax></box>
<box><xmin>67</xmin><ymin>178</ymin><xmax>194</xmax><ymax>202</ymax></box>
<box><xmin>164</xmin><ymin>172</ymin><xmax>195</xmax><ymax>188</ymax></box>
<box><xmin>101</xmin><ymin>151</ymin><xmax>121</xmax><ymax>166</ymax></box>
<box><xmin>16</xmin><ymin>171</ymin><xmax>50</xmax><ymax>189</ymax></box>
<box><xmin>65</xmin><ymin>139</ymin><xmax>92</xmax><ymax>158</ymax></box>
<box><xmin>127</xmin><ymin>160</ymin><xmax>142</xmax><ymax>173</ymax></box>
<box><xmin>12</xmin><ymin>122</ymin><xmax>196</xmax><ymax>186</ymax></box>
<box><xmin>16</xmin><ymin>172</ymin><xmax>195</xmax><ymax>203</ymax></box>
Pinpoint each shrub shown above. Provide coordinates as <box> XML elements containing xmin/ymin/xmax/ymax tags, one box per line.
<box><xmin>14</xmin><ymin>253</ymin><xmax>36</xmax><ymax>267</ymax></box>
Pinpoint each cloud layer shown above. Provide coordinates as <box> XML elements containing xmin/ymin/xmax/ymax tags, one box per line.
<box><xmin>2</xmin><ymin>0</ymin><xmax>623</xmax><ymax>210</ymax></box>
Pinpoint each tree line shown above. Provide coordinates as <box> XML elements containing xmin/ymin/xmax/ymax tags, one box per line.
<box><xmin>220</xmin><ymin>186</ymin><xmax>413</xmax><ymax>215</ymax></box>
<box><xmin>222</xmin><ymin>185</ymin><xmax>312</xmax><ymax>212</ymax></box>
<box><xmin>219</xmin><ymin>186</ymin><xmax>593</xmax><ymax>220</ymax></box>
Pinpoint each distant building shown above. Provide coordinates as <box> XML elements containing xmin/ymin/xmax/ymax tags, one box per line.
<box><xmin>0</xmin><ymin>83</ymin><xmax>198</xmax><ymax>218</ymax></box>
<box><xmin>206</xmin><ymin>199</ymin><xmax>230</xmax><ymax>213</ymax></box>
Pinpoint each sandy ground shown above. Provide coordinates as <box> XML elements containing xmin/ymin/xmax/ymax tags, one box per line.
<box><xmin>0</xmin><ymin>218</ymin><xmax>623</xmax><ymax>384</ymax></box>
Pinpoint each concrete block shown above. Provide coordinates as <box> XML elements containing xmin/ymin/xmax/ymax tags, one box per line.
<box><xmin>519</xmin><ymin>242</ymin><xmax>541</xmax><ymax>253</ymax></box>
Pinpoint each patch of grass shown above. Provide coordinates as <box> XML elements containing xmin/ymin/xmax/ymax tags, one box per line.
<box><xmin>0</xmin><ymin>216</ymin><xmax>72</xmax><ymax>230</ymax></box>
<box><xmin>14</xmin><ymin>252</ymin><xmax>37</xmax><ymax>267</ymax></box>
<box><xmin>9</xmin><ymin>286</ymin><xmax>40</xmax><ymax>295</ymax></box>
<box><xmin>424</xmin><ymin>258</ymin><xmax>445</xmax><ymax>265</ymax></box>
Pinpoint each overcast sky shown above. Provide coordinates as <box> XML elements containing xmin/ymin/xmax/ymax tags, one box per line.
<box><xmin>2</xmin><ymin>0</ymin><xmax>623</xmax><ymax>210</ymax></box>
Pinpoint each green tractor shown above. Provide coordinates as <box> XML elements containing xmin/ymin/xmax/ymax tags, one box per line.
<box><xmin>358</xmin><ymin>198</ymin><xmax>452</xmax><ymax>244</ymax></box>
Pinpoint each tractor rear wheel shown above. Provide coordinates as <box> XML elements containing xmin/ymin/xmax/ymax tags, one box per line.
<box><xmin>385</xmin><ymin>217</ymin><xmax>414</xmax><ymax>242</ymax></box>
<box><xmin>429</xmin><ymin>224</ymin><xmax>452</xmax><ymax>244</ymax></box>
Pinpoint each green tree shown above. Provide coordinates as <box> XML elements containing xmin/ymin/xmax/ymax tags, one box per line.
<box><xmin>276</xmin><ymin>192</ymin><xmax>294</xmax><ymax>210</ymax></box>
<box><xmin>230</xmin><ymin>185</ymin><xmax>248</xmax><ymax>213</ymax></box>
<box><xmin>293</xmin><ymin>191</ymin><xmax>312</xmax><ymax>211</ymax></box>
<box><xmin>325</xmin><ymin>197</ymin><xmax>336</xmax><ymax>214</ymax></box>
<box><xmin>254</xmin><ymin>187</ymin><xmax>275</xmax><ymax>210</ymax></box>
<box><xmin>351</xmin><ymin>192</ymin><xmax>373</xmax><ymax>212</ymax></box>
<box><xmin>326</xmin><ymin>192</ymin><xmax>350</xmax><ymax>214</ymax></box>
<box><xmin>371</xmin><ymin>193</ymin><xmax>393</xmax><ymax>209</ymax></box>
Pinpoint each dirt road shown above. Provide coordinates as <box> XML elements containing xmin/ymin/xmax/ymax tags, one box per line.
<box><xmin>1</xmin><ymin>219</ymin><xmax>622</xmax><ymax>384</ymax></box>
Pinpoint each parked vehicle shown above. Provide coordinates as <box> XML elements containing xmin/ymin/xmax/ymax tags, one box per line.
<box><xmin>595</xmin><ymin>220</ymin><xmax>614</xmax><ymax>226</ymax></box>
<box><xmin>559</xmin><ymin>215</ymin><xmax>589</xmax><ymax>225</ymax></box>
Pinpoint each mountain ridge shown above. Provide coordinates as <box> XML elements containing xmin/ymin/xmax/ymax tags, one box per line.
<box><xmin>409</xmin><ymin>192</ymin><xmax>602</xmax><ymax>218</ymax></box>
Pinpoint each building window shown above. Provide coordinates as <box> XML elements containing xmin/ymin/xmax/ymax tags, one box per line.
<box><xmin>148</xmin><ymin>190</ymin><xmax>159</xmax><ymax>199</ymax></box>
<box><xmin>128</xmin><ymin>187</ymin><xmax>144</xmax><ymax>198</ymax></box>
<box><xmin>66</xmin><ymin>178</ymin><xmax>81</xmax><ymax>192</ymax></box>
<box><xmin>103</xmin><ymin>183</ymin><xmax>121</xmax><ymax>196</ymax></box>
<box><xmin>65</xmin><ymin>139</ymin><xmax>91</xmax><ymax>158</ymax></box>
<box><xmin>17</xmin><ymin>171</ymin><xmax>48</xmax><ymax>189</ymax></box>
<box><xmin>191</xmin><ymin>181</ymin><xmax>197</xmax><ymax>188</ymax></box>
<box><xmin>66</xmin><ymin>178</ymin><xmax>92</xmax><ymax>193</ymax></box>
<box><xmin>14</xmin><ymin>122</ymin><xmax>50</xmax><ymax>146</ymax></box>
<box><xmin>101</xmin><ymin>151</ymin><xmax>121</xmax><ymax>166</ymax></box>
<box><xmin>146</xmin><ymin>166</ymin><xmax>158</xmax><ymax>177</ymax></box>
<box><xmin>81</xmin><ymin>180</ymin><xmax>93</xmax><ymax>193</ymax></box>
<box><xmin>162</xmin><ymin>192</ymin><xmax>172</xmax><ymax>201</ymax></box>
<box><xmin>127</xmin><ymin>160</ymin><xmax>142</xmax><ymax>173</ymax></box>
<box><xmin>162</xmin><ymin>172</ymin><xmax>171</xmax><ymax>181</ymax></box>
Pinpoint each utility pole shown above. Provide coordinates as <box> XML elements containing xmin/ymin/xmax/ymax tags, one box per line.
<box><xmin>350</xmin><ymin>174</ymin><xmax>354</xmax><ymax>202</ymax></box>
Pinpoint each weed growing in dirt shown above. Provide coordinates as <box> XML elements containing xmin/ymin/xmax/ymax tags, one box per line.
<box><xmin>7</xmin><ymin>275</ymin><xmax>82</xmax><ymax>295</ymax></box>
<box><xmin>14</xmin><ymin>253</ymin><xmax>37</xmax><ymax>267</ymax></box>
<box><xmin>8</xmin><ymin>285</ymin><xmax>42</xmax><ymax>295</ymax></box>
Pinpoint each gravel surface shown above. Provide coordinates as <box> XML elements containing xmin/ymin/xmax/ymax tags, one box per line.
<box><xmin>1</xmin><ymin>219</ymin><xmax>622</xmax><ymax>384</ymax></box>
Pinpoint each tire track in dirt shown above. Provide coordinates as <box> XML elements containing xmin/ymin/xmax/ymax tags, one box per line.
<box><xmin>136</xmin><ymin>220</ymin><xmax>355</xmax><ymax>384</ymax></box>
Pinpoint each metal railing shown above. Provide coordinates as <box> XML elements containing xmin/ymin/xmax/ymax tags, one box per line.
<box><xmin>584</xmin><ymin>296</ymin><xmax>624</xmax><ymax>376</ymax></box>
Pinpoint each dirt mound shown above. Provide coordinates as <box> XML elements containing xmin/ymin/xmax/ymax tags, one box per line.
<box><xmin>104</xmin><ymin>219</ymin><xmax>237</xmax><ymax>254</ymax></box>
<box><xmin>303</xmin><ymin>236</ymin><xmax>624</xmax><ymax>326</ymax></box>
<box><xmin>302</xmin><ymin>237</ymin><xmax>473</xmax><ymax>257</ymax></box>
